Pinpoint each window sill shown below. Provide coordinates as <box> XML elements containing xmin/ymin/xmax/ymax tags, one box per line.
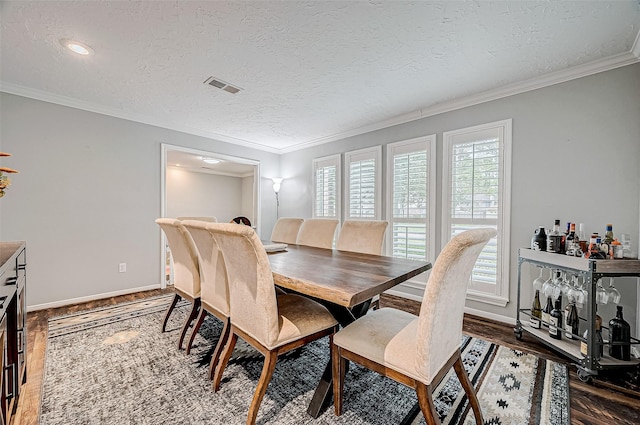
<box><xmin>465</xmin><ymin>290</ymin><xmax>509</xmax><ymax>307</ymax></box>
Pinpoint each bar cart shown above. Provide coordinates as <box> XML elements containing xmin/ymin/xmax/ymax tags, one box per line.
<box><xmin>514</xmin><ymin>248</ymin><xmax>640</xmax><ymax>382</ymax></box>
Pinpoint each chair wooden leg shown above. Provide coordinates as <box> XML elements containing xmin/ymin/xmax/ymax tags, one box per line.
<box><xmin>331</xmin><ymin>341</ymin><xmax>346</xmax><ymax>416</ymax></box>
<box><xmin>185</xmin><ymin>309</ymin><xmax>207</xmax><ymax>355</ymax></box>
<box><xmin>453</xmin><ymin>355</ymin><xmax>483</xmax><ymax>425</ymax></box>
<box><xmin>416</xmin><ymin>382</ymin><xmax>441</xmax><ymax>425</ymax></box>
<box><xmin>161</xmin><ymin>293</ymin><xmax>180</xmax><ymax>332</ymax></box>
<box><xmin>213</xmin><ymin>332</ymin><xmax>237</xmax><ymax>392</ymax></box>
<box><xmin>208</xmin><ymin>318</ymin><xmax>231</xmax><ymax>380</ymax></box>
<box><xmin>178</xmin><ymin>298</ymin><xmax>200</xmax><ymax>350</ymax></box>
<box><xmin>246</xmin><ymin>351</ymin><xmax>278</xmax><ymax>425</ymax></box>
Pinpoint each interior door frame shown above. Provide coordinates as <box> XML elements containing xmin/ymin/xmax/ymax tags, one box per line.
<box><xmin>160</xmin><ymin>143</ymin><xmax>261</xmax><ymax>288</ymax></box>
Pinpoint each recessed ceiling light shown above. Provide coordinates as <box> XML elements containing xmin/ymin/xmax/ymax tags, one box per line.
<box><xmin>60</xmin><ymin>38</ymin><xmax>94</xmax><ymax>56</ymax></box>
<box><xmin>202</xmin><ymin>157</ymin><xmax>221</xmax><ymax>164</ymax></box>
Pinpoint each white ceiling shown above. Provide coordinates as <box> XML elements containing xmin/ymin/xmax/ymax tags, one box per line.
<box><xmin>166</xmin><ymin>149</ymin><xmax>256</xmax><ymax>177</ymax></box>
<box><xmin>1</xmin><ymin>1</ymin><xmax>639</xmax><ymax>153</ymax></box>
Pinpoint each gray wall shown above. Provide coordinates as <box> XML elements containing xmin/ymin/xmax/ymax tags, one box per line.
<box><xmin>280</xmin><ymin>63</ymin><xmax>640</xmax><ymax>327</ymax></box>
<box><xmin>166</xmin><ymin>167</ymin><xmax>245</xmax><ymax>223</ymax></box>
<box><xmin>0</xmin><ymin>93</ymin><xmax>279</xmax><ymax>308</ymax></box>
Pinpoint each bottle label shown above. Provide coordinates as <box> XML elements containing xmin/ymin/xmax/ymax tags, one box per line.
<box><xmin>580</xmin><ymin>341</ymin><xmax>587</xmax><ymax>356</ymax></box>
<box><xmin>542</xmin><ymin>312</ymin><xmax>550</xmax><ymax>325</ymax></box>
<box><xmin>549</xmin><ymin>317</ymin><xmax>560</xmax><ymax>336</ymax></box>
<box><xmin>530</xmin><ymin>316</ymin><xmax>541</xmax><ymax>329</ymax></box>
<box><xmin>564</xmin><ymin>323</ymin><xmax>574</xmax><ymax>339</ymax></box>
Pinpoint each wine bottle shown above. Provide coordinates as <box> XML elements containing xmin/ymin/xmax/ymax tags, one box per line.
<box><xmin>530</xmin><ymin>290</ymin><xmax>542</xmax><ymax>329</ymax></box>
<box><xmin>564</xmin><ymin>301</ymin><xmax>579</xmax><ymax>339</ymax></box>
<box><xmin>561</xmin><ymin>222</ymin><xmax>571</xmax><ymax>254</ymax></box>
<box><xmin>580</xmin><ymin>314</ymin><xmax>603</xmax><ymax>360</ymax></box>
<box><xmin>549</xmin><ymin>298</ymin><xmax>563</xmax><ymax>340</ymax></box>
<box><xmin>542</xmin><ymin>296</ymin><xmax>553</xmax><ymax>327</ymax></box>
<box><xmin>546</xmin><ymin>220</ymin><xmax>563</xmax><ymax>253</ymax></box>
<box><xmin>609</xmin><ymin>306</ymin><xmax>631</xmax><ymax>361</ymax></box>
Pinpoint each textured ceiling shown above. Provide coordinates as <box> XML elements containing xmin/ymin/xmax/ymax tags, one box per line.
<box><xmin>1</xmin><ymin>1</ymin><xmax>639</xmax><ymax>153</ymax></box>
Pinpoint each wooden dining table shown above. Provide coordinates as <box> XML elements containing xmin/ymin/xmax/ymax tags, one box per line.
<box><xmin>266</xmin><ymin>243</ymin><xmax>431</xmax><ymax>419</ymax></box>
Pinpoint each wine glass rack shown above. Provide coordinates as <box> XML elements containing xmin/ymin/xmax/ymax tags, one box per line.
<box><xmin>515</xmin><ymin>248</ymin><xmax>640</xmax><ymax>382</ymax></box>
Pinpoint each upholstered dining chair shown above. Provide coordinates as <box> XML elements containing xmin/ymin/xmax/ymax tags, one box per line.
<box><xmin>270</xmin><ymin>217</ymin><xmax>304</xmax><ymax>244</ymax></box>
<box><xmin>332</xmin><ymin>228</ymin><xmax>497</xmax><ymax>425</ymax></box>
<box><xmin>336</xmin><ymin>220</ymin><xmax>388</xmax><ymax>255</ymax></box>
<box><xmin>156</xmin><ymin>218</ymin><xmax>202</xmax><ymax>350</ymax></box>
<box><xmin>336</xmin><ymin>220</ymin><xmax>389</xmax><ymax>309</ymax></box>
<box><xmin>208</xmin><ymin>223</ymin><xmax>339</xmax><ymax>425</ymax></box>
<box><xmin>177</xmin><ymin>216</ymin><xmax>217</xmax><ymax>222</ymax></box>
<box><xmin>296</xmin><ymin>218</ymin><xmax>339</xmax><ymax>249</ymax></box>
<box><xmin>181</xmin><ymin>220</ymin><xmax>231</xmax><ymax>381</ymax></box>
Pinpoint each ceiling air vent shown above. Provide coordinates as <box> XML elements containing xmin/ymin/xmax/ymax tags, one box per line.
<box><xmin>203</xmin><ymin>76</ymin><xmax>243</xmax><ymax>94</ymax></box>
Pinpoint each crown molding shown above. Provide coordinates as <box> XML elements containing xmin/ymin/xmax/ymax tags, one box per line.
<box><xmin>280</xmin><ymin>49</ymin><xmax>640</xmax><ymax>153</ymax></box>
<box><xmin>0</xmin><ymin>82</ymin><xmax>281</xmax><ymax>154</ymax></box>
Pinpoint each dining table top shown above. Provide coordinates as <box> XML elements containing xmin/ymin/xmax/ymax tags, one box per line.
<box><xmin>266</xmin><ymin>243</ymin><xmax>431</xmax><ymax>308</ymax></box>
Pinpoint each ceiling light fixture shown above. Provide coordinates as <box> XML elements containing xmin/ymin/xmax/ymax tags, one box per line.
<box><xmin>202</xmin><ymin>157</ymin><xmax>221</xmax><ymax>164</ymax></box>
<box><xmin>60</xmin><ymin>38</ymin><xmax>94</xmax><ymax>56</ymax></box>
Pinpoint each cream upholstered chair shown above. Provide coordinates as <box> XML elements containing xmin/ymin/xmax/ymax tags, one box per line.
<box><xmin>336</xmin><ymin>220</ymin><xmax>388</xmax><ymax>255</ymax></box>
<box><xmin>177</xmin><ymin>216</ymin><xmax>217</xmax><ymax>222</ymax></box>
<box><xmin>296</xmin><ymin>218</ymin><xmax>339</xmax><ymax>249</ymax></box>
<box><xmin>332</xmin><ymin>228</ymin><xmax>497</xmax><ymax>425</ymax></box>
<box><xmin>181</xmin><ymin>220</ymin><xmax>231</xmax><ymax>381</ymax></box>
<box><xmin>156</xmin><ymin>218</ymin><xmax>201</xmax><ymax>350</ymax></box>
<box><xmin>336</xmin><ymin>220</ymin><xmax>389</xmax><ymax>309</ymax></box>
<box><xmin>270</xmin><ymin>217</ymin><xmax>304</xmax><ymax>244</ymax></box>
<box><xmin>209</xmin><ymin>223</ymin><xmax>338</xmax><ymax>425</ymax></box>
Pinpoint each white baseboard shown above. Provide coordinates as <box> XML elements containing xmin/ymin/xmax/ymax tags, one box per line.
<box><xmin>27</xmin><ymin>284</ymin><xmax>163</xmax><ymax>312</ymax></box>
<box><xmin>384</xmin><ymin>289</ymin><xmax>516</xmax><ymax>325</ymax></box>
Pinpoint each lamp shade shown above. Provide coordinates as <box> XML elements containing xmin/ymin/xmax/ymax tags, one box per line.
<box><xmin>272</xmin><ymin>177</ymin><xmax>283</xmax><ymax>193</ymax></box>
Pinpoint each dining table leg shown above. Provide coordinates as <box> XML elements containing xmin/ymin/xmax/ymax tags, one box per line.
<box><xmin>306</xmin><ymin>299</ymin><xmax>371</xmax><ymax>418</ymax></box>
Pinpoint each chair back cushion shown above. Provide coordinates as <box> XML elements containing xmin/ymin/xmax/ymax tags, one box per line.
<box><xmin>207</xmin><ymin>223</ymin><xmax>280</xmax><ymax>346</ymax></box>
<box><xmin>182</xmin><ymin>220</ymin><xmax>229</xmax><ymax>316</ymax></box>
<box><xmin>177</xmin><ymin>216</ymin><xmax>217</xmax><ymax>222</ymax></box>
<box><xmin>270</xmin><ymin>217</ymin><xmax>304</xmax><ymax>244</ymax></box>
<box><xmin>156</xmin><ymin>218</ymin><xmax>201</xmax><ymax>298</ymax></box>
<box><xmin>416</xmin><ymin>228</ymin><xmax>497</xmax><ymax>382</ymax></box>
<box><xmin>336</xmin><ymin>220</ymin><xmax>388</xmax><ymax>255</ymax></box>
<box><xmin>296</xmin><ymin>219</ymin><xmax>339</xmax><ymax>249</ymax></box>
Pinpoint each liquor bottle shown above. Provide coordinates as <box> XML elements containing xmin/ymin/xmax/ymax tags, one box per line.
<box><xmin>585</xmin><ymin>235</ymin><xmax>605</xmax><ymax>259</ymax></box>
<box><xmin>564</xmin><ymin>301</ymin><xmax>579</xmax><ymax>339</ymax></box>
<box><xmin>609</xmin><ymin>306</ymin><xmax>631</xmax><ymax>361</ymax></box>
<box><xmin>531</xmin><ymin>226</ymin><xmax>547</xmax><ymax>251</ymax></box>
<box><xmin>542</xmin><ymin>296</ymin><xmax>553</xmax><ymax>327</ymax></box>
<box><xmin>546</xmin><ymin>220</ymin><xmax>563</xmax><ymax>253</ymax></box>
<box><xmin>565</xmin><ymin>223</ymin><xmax>579</xmax><ymax>256</ymax></box>
<box><xmin>561</xmin><ymin>222</ymin><xmax>571</xmax><ymax>254</ymax></box>
<box><xmin>549</xmin><ymin>298</ymin><xmax>563</xmax><ymax>340</ymax></box>
<box><xmin>578</xmin><ymin>223</ymin><xmax>588</xmax><ymax>254</ymax></box>
<box><xmin>580</xmin><ymin>314</ymin><xmax>603</xmax><ymax>360</ymax></box>
<box><xmin>530</xmin><ymin>290</ymin><xmax>542</xmax><ymax>329</ymax></box>
<box><xmin>601</xmin><ymin>224</ymin><xmax>614</xmax><ymax>258</ymax></box>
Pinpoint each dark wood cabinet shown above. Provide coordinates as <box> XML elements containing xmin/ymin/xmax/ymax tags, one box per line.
<box><xmin>0</xmin><ymin>242</ymin><xmax>27</xmax><ymax>425</ymax></box>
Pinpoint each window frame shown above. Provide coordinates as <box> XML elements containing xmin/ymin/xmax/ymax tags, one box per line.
<box><xmin>311</xmin><ymin>154</ymin><xmax>341</xmax><ymax>221</ymax></box>
<box><xmin>385</xmin><ymin>136</ymin><xmax>437</xmax><ymax>283</ymax></box>
<box><xmin>344</xmin><ymin>146</ymin><xmax>382</xmax><ymax>220</ymax></box>
<box><xmin>441</xmin><ymin>119</ymin><xmax>512</xmax><ymax>307</ymax></box>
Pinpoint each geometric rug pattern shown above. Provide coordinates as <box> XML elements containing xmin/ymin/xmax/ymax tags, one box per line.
<box><xmin>41</xmin><ymin>296</ymin><xmax>569</xmax><ymax>425</ymax></box>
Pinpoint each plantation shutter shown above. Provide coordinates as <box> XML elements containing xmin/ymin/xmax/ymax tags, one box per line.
<box><xmin>312</xmin><ymin>154</ymin><xmax>341</xmax><ymax>219</ymax></box>
<box><xmin>345</xmin><ymin>146</ymin><xmax>381</xmax><ymax>220</ymax></box>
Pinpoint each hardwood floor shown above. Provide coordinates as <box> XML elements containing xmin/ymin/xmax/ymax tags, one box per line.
<box><xmin>11</xmin><ymin>289</ymin><xmax>640</xmax><ymax>425</ymax></box>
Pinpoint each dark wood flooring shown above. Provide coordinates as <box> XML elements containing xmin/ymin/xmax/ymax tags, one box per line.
<box><xmin>11</xmin><ymin>289</ymin><xmax>640</xmax><ymax>425</ymax></box>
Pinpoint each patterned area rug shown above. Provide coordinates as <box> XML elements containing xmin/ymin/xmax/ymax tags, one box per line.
<box><xmin>41</xmin><ymin>296</ymin><xmax>569</xmax><ymax>425</ymax></box>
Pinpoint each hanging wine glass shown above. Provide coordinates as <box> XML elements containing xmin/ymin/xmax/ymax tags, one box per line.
<box><xmin>596</xmin><ymin>278</ymin><xmax>609</xmax><ymax>305</ymax></box>
<box><xmin>551</xmin><ymin>269</ymin><xmax>563</xmax><ymax>300</ymax></box>
<box><xmin>570</xmin><ymin>275</ymin><xmax>585</xmax><ymax>309</ymax></box>
<box><xmin>559</xmin><ymin>271</ymin><xmax>572</xmax><ymax>296</ymax></box>
<box><xmin>532</xmin><ymin>267</ymin><xmax>545</xmax><ymax>293</ymax></box>
<box><xmin>542</xmin><ymin>269</ymin><xmax>556</xmax><ymax>299</ymax></box>
<box><xmin>606</xmin><ymin>277</ymin><xmax>621</xmax><ymax>305</ymax></box>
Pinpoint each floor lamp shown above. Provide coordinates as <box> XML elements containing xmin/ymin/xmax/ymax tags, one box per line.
<box><xmin>272</xmin><ymin>177</ymin><xmax>283</xmax><ymax>219</ymax></box>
